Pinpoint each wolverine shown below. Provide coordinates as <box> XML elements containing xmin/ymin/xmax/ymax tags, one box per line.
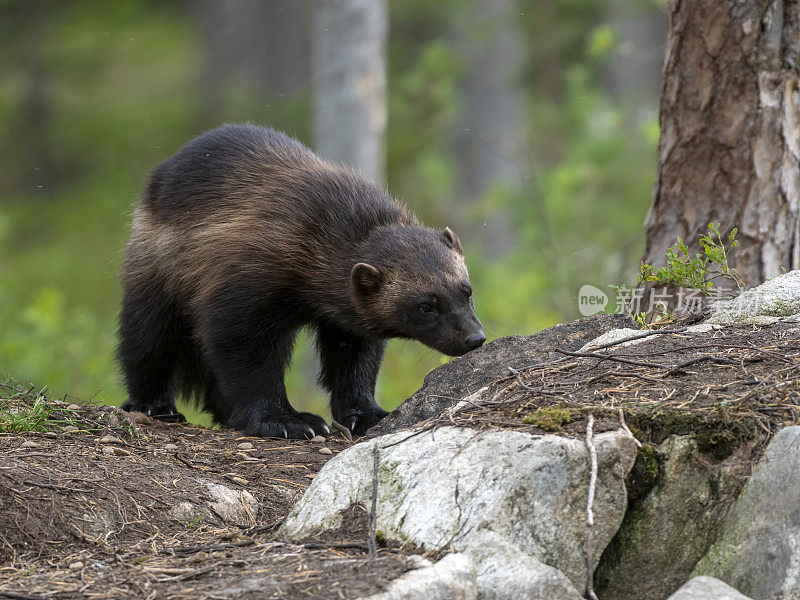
<box><xmin>119</xmin><ymin>124</ymin><xmax>485</xmax><ymax>438</ymax></box>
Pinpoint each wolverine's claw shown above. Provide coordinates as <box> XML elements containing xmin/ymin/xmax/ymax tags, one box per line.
<box><xmin>282</xmin><ymin>426</ymin><xmax>288</xmax><ymax>438</ymax></box>
<box><xmin>348</xmin><ymin>417</ymin><xmax>358</xmax><ymax>433</ymax></box>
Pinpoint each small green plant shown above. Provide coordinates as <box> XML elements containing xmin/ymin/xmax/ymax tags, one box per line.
<box><xmin>632</xmin><ymin>312</ymin><xmax>648</xmax><ymax>329</ymax></box>
<box><xmin>182</xmin><ymin>513</ymin><xmax>206</xmax><ymax>529</ymax></box>
<box><xmin>638</xmin><ymin>223</ymin><xmax>742</xmax><ymax>294</ymax></box>
<box><xmin>0</xmin><ymin>386</ymin><xmax>56</xmax><ymax>433</ymax></box>
<box><xmin>0</xmin><ymin>381</ymin><xmax>83</xmax><ymax>433</ymax></box>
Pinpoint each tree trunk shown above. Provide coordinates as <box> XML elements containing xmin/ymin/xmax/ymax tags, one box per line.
<box><xmin>312</xmin><ymin>0</ymin><xmax>387</xmax><ymax>185</ymax></box>
<box><xmin>644</xmin><ymin>1</ymin><xmax>800</xmax><ymax>286</ymax></box>
<box><xmin>197</xmin><ymin>0</ymin><xmax>311</xmax><ymax>121</ymax></box>
<box><xmin>451</xmin><ymin>0</ymin><xmax>526</xmax><ymax>257</ymax></box>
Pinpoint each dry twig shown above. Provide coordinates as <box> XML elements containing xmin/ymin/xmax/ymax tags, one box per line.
<box><xmin>367</xmin><ymin>444</ymin><xmax>379</xmax><ymax>559</ymax></box>
<box><xmin>584</xmin><ymin>414</ymin><xmax>599</xmax><ymax>600</ymax></box>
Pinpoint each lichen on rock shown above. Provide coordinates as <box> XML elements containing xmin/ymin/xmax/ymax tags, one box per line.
<box><xmin>282</xmin><ymin>426</ymin><xmax>638</xmax><ymax>599</ymax></box>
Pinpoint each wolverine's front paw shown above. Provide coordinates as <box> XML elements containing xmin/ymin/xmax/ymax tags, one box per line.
<box><xmin>247</xmin><ymin>412</ymin><xmax>329</xmax><ymax>440</ymax></box>
<box><xmin>335</xmin><ymin>406</ymin><xmax>390</xmax><ymax>437</ymax></box>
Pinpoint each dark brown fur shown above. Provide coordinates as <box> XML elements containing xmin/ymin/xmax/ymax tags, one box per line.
<box><xmin>119</xmin><ymin>124</ymin><xmax>484</xmax><ymax>438</ymax></box>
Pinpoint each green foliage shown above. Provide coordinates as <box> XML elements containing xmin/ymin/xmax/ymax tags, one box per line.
<box><xmin>587</xmin><ymin>25</ymin><xmax>617</xmax><ymax>59</ymax></box>
<box><xmin>633</xmin><ymin>312</ymin><xmax>648</xmax><ymax>329</ymax></box>
<box><xmin>638</xmin><ymin>223</ymin><xmax>742</xmax><ymax>294</ymax></box>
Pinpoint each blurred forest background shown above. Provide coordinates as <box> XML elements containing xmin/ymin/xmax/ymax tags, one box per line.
<box><xmin>0</xmin><ymin>0</ymin><xmax>667</xmax><ymax>422</ymax></box>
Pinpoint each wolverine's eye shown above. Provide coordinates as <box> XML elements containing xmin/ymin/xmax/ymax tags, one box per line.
<box><xmin>418</xmin><ymin>303</ymin><xmax>434</xmax><ymax>314</ymax></box>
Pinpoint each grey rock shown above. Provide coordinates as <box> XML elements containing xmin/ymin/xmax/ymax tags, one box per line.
<box><xmin>709</xmin><ymin>270</ymin><xmax>800</xmax><ymax>324</ymax></box>
<box><xmin>205</xmin><ymin>482</ymin><xmax>259</xmax><ymax>526</ymax></box>
<box><xmin>693</xmin><ymin>426</ymin><xmax>800</xmax><ymax>600</ymax></box>
<box><xmin>169</xmin><ymin>502</ymin><xmax>200</xmax><ymax>522</ymax></box>
<box><xmin>596</xmin><ymin>436</ymin><xmax>754</xmax><ymax>600</ymax></box>
<box><xmin>282</xmin><ymin>426</ymin><xmax>637</xmax><ymax>598</ymax></box>
<box><xmin>578</xmin><ymin>327</ymin><xmax>649</xmax><ymax>352</ymax></box>
<box><xmin>463</xmin><ymin>530</ymin><xmax>583</xmax><ymax>600</ymax></box>
<box><xmin>369</xmin><ymin>313</ymin><xmax>632</xmax><ymax>436</ymax></box>
<box><xmin>666</xmin><ymin>576</ymin><xmax>753</xmax><ymax>600</ymax></box>
<box><xmin>357</xmin><ymin>553</ymin><xmax>477</xmax><ymax>600</ymax></box>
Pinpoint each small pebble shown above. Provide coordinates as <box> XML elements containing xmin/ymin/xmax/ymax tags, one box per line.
<box><xmin>305</xmin><ymin>474</ymin><xmax>316</xmax><ymax>480</ymax></box>
<box><xmin>63</xmin><ymin>425</ymin><xmax>79</xmax><ymax>433</ymax></box>
<box><xmin>164</xmin><ymin>443</ymin><xmax>179</xmax><ymax>451</ymax></box>
<box><xmin>237</xmin><ymin>442</ymin><xmax>254</xmax><ymax>450</ymax></box>
<box><xmin>21</xmin><ymin>441</ymin><xmax>39</xmax><ymax>448</ymax></box>
<box><xmin>319</xmin><ymin>447</ymin><xmax>333</xmax><ymax>455</ymax></box>
<box><xmin>43</xmin><ymin>432</ymin><xmax>57</xmax><ymax>438</ymax></box>
<box><xmin>69</xmin><ymin>561</ymin><xmax>84</xmax><ymax>570</ymax></box>
<box><xmin>67</xmin><ymin>403</ymin><xmax>80</xmax><ymax>411</ymax></box>
<box><xmin>310</xmin><ymin>435</ymin><xmax>326</xmax><ymax>443</ymax></box>
<box><xmin>103</xmin><ymin>446</ymin><xmax>132</xmax><ymax>456</ymax></box>
<box><xmin>99</xmin><ymin>435</ymin><xmax>122</xmax><ymax>445</ymax></box>
<box><xmin>188</xmin><ymin>551</ymin><xmax>208</xmax><ymax>563</ymax></box>
<box><xmin>225</xmin><ymin>474</ymin><xmax>249</xmax><ymax>485</ymax></box>
<box><xmin>128</xmin><ymin>411</ymin><xmax>155</xmax><ymax>425</ymax></box>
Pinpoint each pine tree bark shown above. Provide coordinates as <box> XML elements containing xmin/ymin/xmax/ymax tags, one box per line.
<box><xmin>644</xmin><ymin>1</ymin><xmax>800</xmax><ymax>286</ymax></box>
<box><xmin>312</xmin><ymin>0</ymin><xmax>387</xmax><ymax>185</ymax></box>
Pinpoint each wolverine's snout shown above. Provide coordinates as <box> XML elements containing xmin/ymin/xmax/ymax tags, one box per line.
<box><xmin>465</xmin><ymin>329</ymin><xmax>486</xmax><ymax>351</ymax></box>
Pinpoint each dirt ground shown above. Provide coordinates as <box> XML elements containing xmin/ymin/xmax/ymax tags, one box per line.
<box><xmin>2</xmin><ymin>321</ymin><xmax>799</xmax><ymax>599</ymax></box>
<box><xmin>432</xmin><ymin>322</ymin><xmax>800</xmax><ymax>456</ymax></box>
<box><xmin>0</xmin><ymin>405</ymin><xmax>417</xmax><ymax>600</ymax></box>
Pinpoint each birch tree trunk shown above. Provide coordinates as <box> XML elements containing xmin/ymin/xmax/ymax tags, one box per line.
<box><xmin>451</xmin><ymin>0</ymin><xmax>526</xmax><ymax>257</ymax></box>
<box><xmin>198</xmin><ymin>0</ymin><xmax>311</xmax><ymax>120</ymax></box>
<box><xmin>643</xmin><ymin>1</ymin><xmax>800</xmax><ymax>286</ymax></box>
<box><xmin>312</xmin><ymin>0</ymin><xmax>387</xmax><ymax>185</ymax></box>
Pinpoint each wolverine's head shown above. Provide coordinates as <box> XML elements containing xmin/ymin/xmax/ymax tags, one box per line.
<box><xmin>351</xmin><ymin>224</ymin><xmax>485</xmax><ymax>356</ymax></box>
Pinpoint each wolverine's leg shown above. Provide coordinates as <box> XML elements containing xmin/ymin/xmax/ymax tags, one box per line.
<box><xmin>316</xmin><ymin>324</ymin><xmax>388</xmax><ymax>436</ymax></box>
<box><xmin>199</xmin><ymin>293</ymin><xmax>328</xmax><ymax>439</ymax></box>
<box><xmin>118</xmin><ymin>280</ymin><xmax>183</xmax><ymax>420</ymax></box>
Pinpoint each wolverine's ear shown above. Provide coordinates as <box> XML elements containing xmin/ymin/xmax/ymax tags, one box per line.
<box><xmin>351</xmin><ymin>263</ymin><xmax>383</xmax><ymax>299</ymax></box>
<box><xmin>442</xmin><ymin>227</ymin><xmax>463</xmax><ymax>255</ymax></box>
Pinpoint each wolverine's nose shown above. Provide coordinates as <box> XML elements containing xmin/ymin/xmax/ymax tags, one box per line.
<box><xmin>465</xmin><ymin>330</ymin><xmax>486</xmax><ymax>351</ymax></box>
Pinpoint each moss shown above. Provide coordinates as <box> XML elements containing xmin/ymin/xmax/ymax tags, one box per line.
<box><xmin>378</xmin><ymin>460</ymin><xmax>406</xmax><ymax>498</ymax></box>
<box><xmin>522</xmin><ymin>406</ymin><xmax>575</xmax><ymax>432</ymax></box>
<box><xmin>626</xmin><ymin>444</ymin><xmax>659</xmax><ymax>502</ymax></box>
<box><xmin>626</xmin><ymin>410</ymin><xmax>758</xmax><ymax>461</ymax></box>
